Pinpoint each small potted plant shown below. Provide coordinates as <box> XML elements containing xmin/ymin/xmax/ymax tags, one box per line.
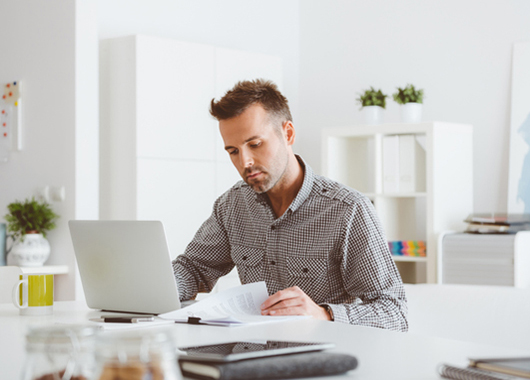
<box><xmin>4</xmin><ymin>197</ymin><xmax>59</xmax><ymax>267</ymax></box>
<box><xmin>356</xmin><ymin>87</ymin><xmax>387</xmax><ymax>125</ymax></box>
<box><xmin>392</xmin><ymin>84</ymin><xmax>424</xmax><ymax>123</ymax></box>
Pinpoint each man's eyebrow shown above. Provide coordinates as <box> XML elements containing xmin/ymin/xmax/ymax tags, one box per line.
<box><xmin>224</xmin><ymin>135</ymin><xmax>262</xmax><ymax>151</ymax></box>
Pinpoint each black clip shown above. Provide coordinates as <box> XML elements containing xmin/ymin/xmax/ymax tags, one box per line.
<box><xmin>187</xmin><ymin>317</ymin><xmax>202</xmax><ymax>325</ymax></box>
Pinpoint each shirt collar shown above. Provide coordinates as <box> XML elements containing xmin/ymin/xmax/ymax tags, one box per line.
<box><xmin>255</xmin><ymin>155</ymin><xmax>315</xmax><ymax>214</ymax></box>
<box><xmin>288</xmin><ymin>155</ymin><xmax>315</xmax><ymax>213</ymax></box>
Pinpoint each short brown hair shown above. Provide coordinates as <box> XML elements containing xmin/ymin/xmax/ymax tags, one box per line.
<box><xmin>209</xmin><ymin>79</ymin><xmax>292</xmax><ymax>126</ymax></box>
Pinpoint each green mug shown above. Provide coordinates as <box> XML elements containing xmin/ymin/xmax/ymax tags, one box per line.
<box><xmin>12</xmin><ymin>274</ymin><xmax>54</xmax><ymax>315</ymax></box>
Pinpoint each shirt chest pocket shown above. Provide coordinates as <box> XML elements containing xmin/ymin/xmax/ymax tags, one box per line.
<box><xmin>231</xmin><ymin>245</ymin><xmax>265</xmax><ymax>284</ymax></box>
<box><xmin>286</xmin><ymin>256</ymin><xmax>329</xmax><ymax>300</ymax></box>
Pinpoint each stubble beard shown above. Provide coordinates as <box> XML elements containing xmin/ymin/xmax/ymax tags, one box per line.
<box><xmin>244</xmin><ymin>151</ymin><xmax>290</xmax><ymax>194</ymax></box>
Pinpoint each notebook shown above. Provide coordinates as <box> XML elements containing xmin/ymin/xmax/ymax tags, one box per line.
<box><xmin>69</xmin><ymin>220</ymin><xmax>181</xmax><ymax>314</ymax></box>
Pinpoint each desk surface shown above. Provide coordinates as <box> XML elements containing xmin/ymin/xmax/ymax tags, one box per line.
<box><xmin>1</xmin><ymin>302</ymin><xmax>529</xmax><ymax>380</ymax></box>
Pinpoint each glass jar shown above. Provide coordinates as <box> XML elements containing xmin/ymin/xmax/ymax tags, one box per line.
<box><xmin>91</xmin><ymin>327</ymin><xmax>182</xmax><ymax>380</ymax></box>
<box><xmin>21</xmin><ymin>325</ymin><xmax>98</xmax><ymax>380</ymax></box>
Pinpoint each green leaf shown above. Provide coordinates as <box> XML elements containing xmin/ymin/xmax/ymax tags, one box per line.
<box><xmin>392</xmin><ymin>84</ymin><xmax>425</xmax><ymax>104</ymax></box>
<box><xmin>4</xmin><ymin>197</ymin><xmax>59</xmax><ymax>239</ymax></box>
<box><xmin>357</xmin><ymin>87</ymin><xmax>388</xmax><ymax>109</ymax></box>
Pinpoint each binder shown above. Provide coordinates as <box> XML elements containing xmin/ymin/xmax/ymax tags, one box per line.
<box><xmin>399</xmin><ymin>134</ymin><xmax>416</xmax><ymax>193</ymax></box>
<box><xmin>382</xmin><ymin>135</ymin><xmax>400</xmax><ymax>193</ymax></box>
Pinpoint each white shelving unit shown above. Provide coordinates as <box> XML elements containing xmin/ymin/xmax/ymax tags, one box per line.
<box><xmin>322</xmin><ymin>122</ymin><xmax>473</xmax><ymax>283</ymax></box>
<box><xmin>100</xmin><ymin>35</ymin><xmax>284</xmax><ymax>293</ymax></box>
<box><xmin>20</xmin><ymin>265</ymin><xmax>69</xmax><ymax>275</ymax></box>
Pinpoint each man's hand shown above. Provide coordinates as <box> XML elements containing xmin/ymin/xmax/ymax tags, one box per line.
<box><xmin>260</xmin><ymin>286</ymin><xmax>331</xmax><ymax>321</ymax></box>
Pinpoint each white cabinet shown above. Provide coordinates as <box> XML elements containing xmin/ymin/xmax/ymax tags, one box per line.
<box><xmin>439</xmin><ymin>231</ymin><xmax>530</xmax><ymax>288</ymax></box>
<box><xmin>99</xmin><ymin>35</ymin><xmax>283</xmax><ymax>293</ymax></box>
<box><xmin>321</xmin><ymin>122</ymin><xmax>473</xmax><ymax>283</ymax></box>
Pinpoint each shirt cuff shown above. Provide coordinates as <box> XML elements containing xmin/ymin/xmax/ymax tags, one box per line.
<box><xmin>326</xmin><ymin>304</ymin><xmax>348</xmax><ymax>324</ymax></box>
<box><xmin>321</xmin><ymin>303</ymin><xmax>340</xmax><ymax>322</ymax></box>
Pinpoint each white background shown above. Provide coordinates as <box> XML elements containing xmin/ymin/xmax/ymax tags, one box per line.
<box><xmin>1</xmin><ymin>0</ymin><xmax>530</xmax><ymax>299</ymax></box>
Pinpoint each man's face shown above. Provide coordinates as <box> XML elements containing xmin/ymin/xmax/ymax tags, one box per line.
<box><xmin>220</xmin><ymin>104</ymin><xmax>290</xmax><ymax>194</ymax></box>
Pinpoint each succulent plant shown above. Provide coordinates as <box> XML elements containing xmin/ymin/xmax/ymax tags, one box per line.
<box><xmin>356</xmin><ymin>87</ymin><xmax>388</xmax><ymax>109</ymax></box>
<box><xmin>392</xmin><ymin>84</ymin><xmax>424</xmax><ymax>104</ymax></box>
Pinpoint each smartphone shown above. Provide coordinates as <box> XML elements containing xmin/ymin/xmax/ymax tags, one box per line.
<box><xmin>178</xmin><ymin>340</ymin><xmax>335</xmax><ymax>362</ymax></box>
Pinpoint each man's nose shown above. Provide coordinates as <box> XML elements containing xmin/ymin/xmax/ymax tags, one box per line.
<box><xmin>240</xmin><ymin>150</ymin><xmax>254</xmax><ymax>168</ymax></box>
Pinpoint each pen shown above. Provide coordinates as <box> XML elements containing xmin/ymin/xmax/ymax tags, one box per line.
<box><xmin>90</xmin><ymin>316</ymin><xmax>155</xmax><ymax>323</ymax></box>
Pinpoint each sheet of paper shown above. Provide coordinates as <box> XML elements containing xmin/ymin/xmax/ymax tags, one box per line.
<box><xmin>161</xmin><ymin>282</ymin><xmax>268</xmax><ymax>320</ymax></box>
<box><xmin>159</xmin><ymin>282</ymin><xmax>307</xmax><ymax>325</ymax></box>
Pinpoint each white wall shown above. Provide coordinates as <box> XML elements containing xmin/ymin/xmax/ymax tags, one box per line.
<box><xmin>0</xmin><ymin>1</ymin><xmax>99</xmax><ymax>301</ymax></box>
<box><xmin>97</xmin><ymin>0</ymin><xmax>300</xmax><ymax>126</ymax></box>
<box><xmin>298</xmin><ymin>0</ymin><xmax>530</xmax><ymax>213</ymax></box>
<box><xmin>1</xmin><ymin>0</ymin><xmax>298</xmax><ymax>301</ymax></box>
<box><xmin>3</xmin><ymin>1</ymin><xmax>529</xmax><ymax>300</ymax></box>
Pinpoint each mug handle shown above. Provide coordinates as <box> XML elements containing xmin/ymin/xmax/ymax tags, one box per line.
<box><xmin>12</xmin><ymin>279</ymin><xmax>28</xmax><ymax>309</ymax></box>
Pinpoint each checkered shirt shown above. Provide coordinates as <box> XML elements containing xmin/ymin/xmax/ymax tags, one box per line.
<box><xmin>173</xmin><ymin>156</ymin><xmax>408</xmax><ymax>331</ymax></box>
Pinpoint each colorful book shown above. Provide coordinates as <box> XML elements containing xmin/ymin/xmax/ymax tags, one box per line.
<box><xmin>388</xmin><ymin>241</ymin><xmax>426</xmax><ymax>257</ymax></box>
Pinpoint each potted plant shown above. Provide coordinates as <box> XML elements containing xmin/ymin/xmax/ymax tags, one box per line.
<box><xmin>4</xmin><ymin>197</ymin><xmax>59</xmax><ymax>267</ymax></box>
<box><xmin>356</xmin><ymin>87</ymin><xmax>387</xmax><ymax>125</ymax></box>
<box><xmin>392</xmin><ymin>84</ymin><xmax>424</xmax><ymax>123</ymax></box>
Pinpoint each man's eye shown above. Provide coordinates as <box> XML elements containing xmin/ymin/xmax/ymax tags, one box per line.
<box><xmin>250</xmin><ymin>142</ymin><xmax>261</xmax><ymax>148</ymax></box>
<box><xmin>228</xmin><ymin>150</ymin><xmax>238</xmax><ymax>155</ymax></box>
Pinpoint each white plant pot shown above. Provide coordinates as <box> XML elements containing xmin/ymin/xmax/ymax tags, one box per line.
<box><xmin>8</xmin><ymin>233</ymin><xmax>50</xmax><ymax>267</ymax></box>
<box><xmin>363</xmin><ymin>106</ymin><xmax>384</xmax><ymax>125</ymax></box>
<box><xmin>401</xmin><ymin>103</ymin><xmax>423</xmax><ymax>123</ymax></box>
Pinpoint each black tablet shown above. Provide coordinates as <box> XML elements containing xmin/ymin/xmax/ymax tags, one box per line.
<box><xmin>178</xmin><ymin>340</ymin><xmax>335</xmax><ymax>362</ymax></box>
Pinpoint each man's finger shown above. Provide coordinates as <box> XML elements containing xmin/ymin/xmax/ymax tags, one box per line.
<box><xmin>264</xmin><ymin>297</ymin><xmax>303</xmax><ymax>311</ymax></box>
<box><xmin>260</xmin><ymin>288</ymin><xmax>300</xmax><ymax>310</ymax></box>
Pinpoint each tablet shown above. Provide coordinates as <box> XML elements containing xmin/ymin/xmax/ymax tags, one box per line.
<box><xmin>178</xmin><ymin>340</ymin><xmax>335</xmax><ymax>363</ymax></box>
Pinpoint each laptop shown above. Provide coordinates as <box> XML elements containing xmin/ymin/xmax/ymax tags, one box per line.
<box><xmin>69</xmin><ymin>220</ymin><xmax>181</xmax><ymax>314</ymax></box>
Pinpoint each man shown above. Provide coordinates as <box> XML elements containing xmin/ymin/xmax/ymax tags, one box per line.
<box><xmin>172</xmin><ymin>79</ymin><xmax>408</xmax><ymax>331</ymax></box>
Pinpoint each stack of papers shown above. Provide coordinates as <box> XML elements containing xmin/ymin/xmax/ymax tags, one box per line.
<box><xmin>160</xmin><ymin>282</ymin><xmax>308</xmax><ymax>327</ymax></box>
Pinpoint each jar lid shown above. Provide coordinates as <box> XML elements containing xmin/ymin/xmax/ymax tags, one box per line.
<box><xmin>95</xmin><ymin>327</ymin><xmax>177</xmax><ymax>363</ymax></box>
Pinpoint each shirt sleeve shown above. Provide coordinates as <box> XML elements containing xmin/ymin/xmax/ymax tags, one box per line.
<box><xmin>327</xmin><ymin>197</ymin><xmax>408</xmax><ymax>332</ymax></box>
<box><xmin>172</xmin><ymin>196</ymin><xmax>235</xmax><ymax>301</ymax></box>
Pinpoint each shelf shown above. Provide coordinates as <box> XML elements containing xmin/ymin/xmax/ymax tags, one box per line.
<box><xmin>375</xmin><ymin>192</ymin><xmax>427</xmax><ymax>198</ymax></box>
<box><xmin>377</xmin><ymin>197</ymin><xmax>427</xmax><ymax>241</ymax></box>
<box><xmin>20</xmin><ymin>265</ymin><xmax>69</xmax><ymax>275</ymax></box>
<box><xmin>392</xmin><ymin>256</ymin><xmax>427</xmax><ymax>263</ymax></box>
<box><xmin>365</xmin><ymin>193</ymin><xmax>428</xmax><ymax>198</ymax></box>
<box><xmin>322</xmin><ymin>122</ymin><xmax>474</xmax><ymax>283</ymax></box>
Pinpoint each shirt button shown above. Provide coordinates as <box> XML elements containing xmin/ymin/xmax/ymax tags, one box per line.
<box><xmin>302</xmin><ymin>268</ymin><xmax>309</xmax><ymax>273</ymax></box>
<box><xmin>271</xmin><ymin>225</ymin><xmax>276</xmax><ymax>230</ymax></box>
<box><xmin>242</xmin><ymin>256</ymin><xmax>247</xmax><ymax>261</ymax></box>
<box><xmin>270</xmin><ymin>261</ymin><xmax>276</xmax><ymax>265</ymax></box>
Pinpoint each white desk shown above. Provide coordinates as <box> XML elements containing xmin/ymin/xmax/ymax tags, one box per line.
<box><xmin>1</xmin><ymin>302</ymin><xmax>529</xmax><ymax>380</ymax></box>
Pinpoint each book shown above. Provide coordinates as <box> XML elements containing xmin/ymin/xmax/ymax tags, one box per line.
<box><xmin>469</xmin><ymin>357</ymin><xmax>530</xmax><ymax>379</ymax></box>
<box><xmin>178</xmin><ymin>351</ymin><xmax>358</xmax><ymax>380</ymax></box>
<box><xmin>159</xmin><ymin>282</ymin><xmax>307</xmax><ymax>327</ymax></box>
<box><xmin>464</xmin><ymin>214</ymin><xmax>530</xmax><ymax>226</ymax></box>
<box><xmin>388</xmin><ymin>240</ymin><xmax>426</xmax><ymax>257</ymax></box>
<box><xmin>465</xmin><ymin>223</ymin><xmax>530</xmax><ymax>234</ymax></box>
<box><xmin>438</xmin><ymin>363</ymin><xmax>525</xmax><ymax>380</ymax></box>
<box><xmin>463</xmin><ymin>213</ymin><xmax>530</xmax><ymax>234</ymax></box>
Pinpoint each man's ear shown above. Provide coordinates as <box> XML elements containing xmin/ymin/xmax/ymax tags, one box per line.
<box><xmin>282</xmin><ymin>121</ymin><xmax>296</xmax><ymax>146</ymax></box>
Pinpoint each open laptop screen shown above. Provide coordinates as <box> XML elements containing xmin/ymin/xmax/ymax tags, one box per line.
<box><xmin>69</xmin><ymin>220</ymin><xmax>181</xmax><ymax>314</ymax></box>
